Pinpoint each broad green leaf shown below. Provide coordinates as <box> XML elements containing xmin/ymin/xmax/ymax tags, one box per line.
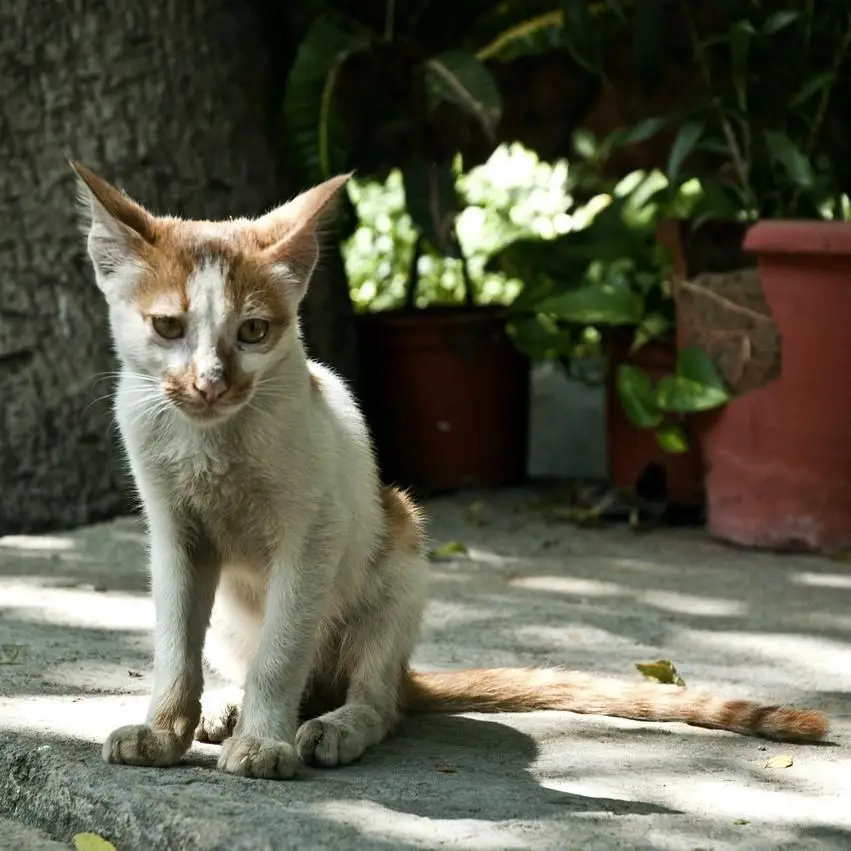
<box><xmin>762</xmin><ymin>10</ymin><xmax>799</xmax><ymax>35</ymax></box>
<box><xmin>283</xmin><ymin>17</ymin><xmax>373</xmax><ymax>181</ymax></box>
<box><xmin>655</xmin><ymin>422</ymin><xmax>689</xmax><ymax>453</ymax></box>
<box><xmin>667</xmin><ymin>121</ymin><xmax>705</xmax><ymax>186</ymax></box>
<box><xmin>539</xmin><ymin>284</ymin><xmax>644</xmax><ymax>325</ymax></box>
<box><xmin>789</xmin><ymin>72</ymin><xmax>835</xmax><ymax>108</ymax></box>
<box><xmin>617</xmin><ymin>364</ymin><xmax>662</xmax><ymax>428</ymax></box>
<box><xmin>507</xmin><ymin>315</ymin><xmax>574</xmax><ymax>361</ymax></box>
<box><xmin>73</xmin><ymin>834</ymin><xmax>117</xmax><ymax>851</ymax></box>
<box><xmin>636</xmin><ymin>659</ymin><xmax>687</xmax><ymax>687</ymax></box>
<box><xmin>424</xmin><ymin>51</ymin><xmax>502</xmax><ymax>142</ymax></box>
<box><xmin>677</xmin><ymin>344</ymin><xmax>728</xmax><ymax>390</ymax></box>
<box><xmin>763</xmin><ymin>130</ymin><xmax>816</xmax><ymax>189</ymax></box>
<box><xmin>655</xmin><ymin>375</ymin><xmax>730</xmax><ymax>412</ymax></box>
<box><xmin>476</xmin><ymin>10</ymin><xmax>565</xmax><ymax>62</ymax></box>
<box><xmin>402</xmin><ymin>160</ymin><xmax>460</xmax><ymax>256</ymax></box>
<box><xmin>630</xmin><ymin>311</ymin><xmax>671</xmax><ymax>351</ymax></box>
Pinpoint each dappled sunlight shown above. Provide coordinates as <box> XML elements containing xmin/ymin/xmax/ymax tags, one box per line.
<box><xmin>684</xmin><ymin>630</ymin><xmax>851</xmax><ymax>687</ymax></box>
<box><xmin>0</xmin><ymin>694</ymin><xmax>147</xmax><ymax>741</ymax></box>
<box><xmin>0</xmin><ymin>534</ymin><xmax>76</xmax><ymax>552</ymax></box>
<box><xmin>309</xmin><ymin>800</ymin><xmax>529</xmax><ymax>851</ymax></box>
<box><xmin>508</xmin><ymin>574</ymin><xmax>626</xmax><ymax>597</ymax></box>
<box><xmin>640</xmin><ymin>590</ymin><xmax>747</xmax><ymax>618</ymax></box>
<box><xmin>793</xmin><ymin>571</ymin><xmax>851</xmax><ymax>590</ymax></box>
<box><xmin>1</xmin><ymin>581</ymin><xmax>152</xmax><ymax>631</ymax></box>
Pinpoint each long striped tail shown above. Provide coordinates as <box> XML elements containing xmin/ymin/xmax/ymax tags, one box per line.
<box><xmin>402</xmin><ymin>667</ymin><xmax>828</xmax><ymax>743</ymax></box>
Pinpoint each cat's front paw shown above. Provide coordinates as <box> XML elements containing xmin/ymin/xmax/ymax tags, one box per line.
<box><xmin>295</xmin><ymin>717</ymin><xmax>367</xmax><ymax>767</ymax></box>
<box><xmin>217</xmin><ymin>735</ymin><xmax>298</xmax><ymax>779</ymax></box>
<box><xmin>103</xmin><ymin>724</ymin><xmax>186</xmax><ymax>767</ymax></box>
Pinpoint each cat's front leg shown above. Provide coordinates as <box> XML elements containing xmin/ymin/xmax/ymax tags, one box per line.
<box><xmin>217</xmin><ymin>540</ymin><xmax>333</xmax><ymax>780</ymax></box>
<box><xmin>104</xmin><ymin>513</ymin><xmax>219</xmax><ymax>768</ymax></box>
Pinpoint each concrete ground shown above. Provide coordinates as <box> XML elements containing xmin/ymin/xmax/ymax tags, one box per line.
<box><xmin>1</xmin><ymin>489</ymin><xmax>849</xmax><ymax>851</ymax></box>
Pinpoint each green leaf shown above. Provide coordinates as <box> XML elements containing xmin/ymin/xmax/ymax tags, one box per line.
<box><xmin>429</xmin><ymin>541</ymin><xmax>469</xmax><ymax>561</ymax></box>
<box><xmin>654</xmin><ymin>376</ymin><xmax>730</xmax><ymax>413</ymax></box>
<box><xmin>617</xmin><ymin>364</ymin><xmax>663</xmax><ymax>428</ymax></box>
<box><xmin>563</xmin><ymin>0</ymin><xmax>602</xmax><ymax>74</ymax></box>
<box><xmin>283</xmin><ymin>17</ymin><xmax>373</xmax><ymax>181</ymax></box>
<box><xmin>476</xmin><ymin>10</ymin><xmax>565</xmax><ymax>63</ymax></box>
<box><xmin>636</xmin><ymin>659</ymin><xmax>686</xmax><ymax>687</ymax></box>
<box><xmin>789</xmin><ymin>72</ymin><xmax>835</xmax><ymax>108</ymax></box>
<box><xmin>539</xmin><ymin>284</ymin><xmax>644</xmax><ymax>325</ymax></box>
<box><xmin>424</xmin><ymin>51</ymin><xmax>503</xmax><ymax>142</ymax></box>
<box><xmin>655</xmin><ymin>422</ymin><xmax>689</xmax><ymax>453</ymax></box>
<box><xmin>761</xmin><ymin>10</ymin><xmax>799</xmax><ymax>35</ymax></box>
<box><xmin>763</xmin><ymin>130</ymin><xmax>816</xmax><ymax>189</ymax></box>
<box><xmin>677</xmin><ymin>344</ymin><xmax>728</xmax><ymax>389</ymax></box>
<box><xmin>402</xmin><ymin>160</ymin><xmax>460</xmax><ymax>256</ymax></box>
<box><xmin>729</xmin><ymin>20</ymin><xmax>754</xmax><ymax>110</ymax></box>
<box><xmin>667</xmin><ymin>121</ymin><xmax>705</xmax><ymax>186</ymax></box>
<box><xmin>621</xmin><ymin>116</ymin><xmax>668</xmax><ymax>146</ymax></box>
<box><xmin>507</xmin><ymin>315</ymin><xmax>573</xmax><ymax>360</ymax></box>
<box><xmin>631</xmin><ymin>311</ymin><xmax>671</xmax><ymax>351</ymax></box>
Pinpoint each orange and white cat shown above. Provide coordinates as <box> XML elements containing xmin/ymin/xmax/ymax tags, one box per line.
<box><xmin>72</xmin><ymin>161</ymin><xmax>828</xmax><ymax>780</ymax></box>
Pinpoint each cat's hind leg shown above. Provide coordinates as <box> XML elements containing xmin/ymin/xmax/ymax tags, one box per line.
<box><xmin>295</xmin><ymin>488</ymin><xmax>428</xmax><ymax>767</ymax></box>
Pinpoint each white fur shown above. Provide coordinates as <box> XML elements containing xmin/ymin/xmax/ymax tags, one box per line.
<box><xmin>81</xmin><ymin>183</ymin><xmax>430</xmax><ymax>779</ymax></box>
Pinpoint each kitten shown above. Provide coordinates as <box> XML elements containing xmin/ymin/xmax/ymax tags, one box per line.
<box><xmin>72</xmin><ymin>162</ymin><xmax>828</xmax><ymax>780</ymax></box>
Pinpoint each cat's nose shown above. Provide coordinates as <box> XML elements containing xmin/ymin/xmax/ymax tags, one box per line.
<box><xmin>193</xmin><ymin>375</ymin><xmax>229</xmax><ymax>404</ymax></box>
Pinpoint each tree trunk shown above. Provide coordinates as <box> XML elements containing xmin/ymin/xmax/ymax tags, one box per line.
<box><xmin>0</xmin><ymin>0</ymin><xmax>358</xmax><ymax>535</ymax></box>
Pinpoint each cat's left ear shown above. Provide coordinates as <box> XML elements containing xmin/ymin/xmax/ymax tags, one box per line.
<box><xmin>254</xmin><ymin>173</ymin><xmax>352</xmax><ymax>302</ymax></box>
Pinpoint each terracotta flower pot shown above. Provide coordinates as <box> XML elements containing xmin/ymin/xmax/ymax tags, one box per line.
<box><xmin>606</xmin><ymin>333</ymin><xmax>705</xmax><ymax>505</ymax></box>
<box><xmin>357</xmin><ymin>306</ymin><xmax>530</xmax><ymax>492</ymax></box>
<box><xmin>697</xmin><ymin>220</ymin><xmax>851</xmax><ymax>552</ymax></box>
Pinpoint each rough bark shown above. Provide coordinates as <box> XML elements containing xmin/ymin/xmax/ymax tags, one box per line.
<box><xmin>0</xmin><ymin>0</ymin><xmax>358</xmax><ymax>535</ymax></box>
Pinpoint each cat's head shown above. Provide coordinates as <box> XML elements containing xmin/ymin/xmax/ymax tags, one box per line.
<box><xmin>72</xmin><ymin>161</ymin><xmax>350</xmax><ymax>426</ymax></box>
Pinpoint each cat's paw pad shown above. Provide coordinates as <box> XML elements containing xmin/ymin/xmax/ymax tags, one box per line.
<box><xmin>217</xmin><ymin>735</ymin><xmax>298</xmax><ymax>779</ymax></box>
<box><xmin>195</xmin><ymin>696</ymin><xmax>240</xmax><ymax>744</ymax></box>
<box><xmin>102</xmin><ymin>724</ymin><xmax>185</xmax><ymax>767</ymax></box>
<box><xmin>295</xmin><ymin>717</ymin><xmax>366</xmax><ymax>767</ymax></box>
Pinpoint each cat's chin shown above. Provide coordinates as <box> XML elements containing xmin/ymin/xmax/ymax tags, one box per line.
<box><xmin>178</xmin><ymin>403</ymin><xmax>241</xmax><ymax>428</ymax></box>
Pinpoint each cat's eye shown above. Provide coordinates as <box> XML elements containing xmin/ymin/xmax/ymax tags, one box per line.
<box><xmin>151</xmin><ymin>316</ymin><xmax>185</xmax><ymax>340</ymax></box>
<box><xmin>238</xmin><ymin>318</ymin><xmax>270</xmax><ymax>345</ymax></box>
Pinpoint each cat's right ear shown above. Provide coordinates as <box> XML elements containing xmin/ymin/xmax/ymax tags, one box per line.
<box><xmin>70</xmin><ymin>161</ymin><xmax>157</xmax><ymax>292</ymax></box>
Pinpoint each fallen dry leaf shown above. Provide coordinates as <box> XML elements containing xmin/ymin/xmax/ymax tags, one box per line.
<box><xmin>435</xmin><ymin>763</ymin><xmax>457</xmax><ymax>774</ymax></box>
<box><xmin>732</xmin><ymin>819</ymin><xmax>749</xmax><ymax>826</ymax></box>
<box><xmin>635</xmin><ymin>660</ymin><xmax>686</xmax><ymax>687</ymax></box>
<box><xmin>429</xmin><ymin>541</ymin><xmax>469</xmax><ymax>561</ymax></box>
<box><xmin>0</xmin><ymin>645</ymin><xmax>22</xmax><ymax>665</ymax></box>
<box><xmin>73</xmin><ymin>833</ymin><xmax>117</xmax><ymax>851</ymax></box>
<box><xmin>765</xmin><ymin>755</ymin><xmax>793</xmax><ymax>769</ymax></box>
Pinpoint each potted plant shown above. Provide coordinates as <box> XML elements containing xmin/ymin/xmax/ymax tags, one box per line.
<box><xmin>282</xmin><ymin>2</ymin><xmax>537</xmax><ymax>490</ymax></box>
<box><xmin>488</xmin><ymin>147</ymin><xmax>732</xmax><ymax>507</ymax></box>
<box><xmin>616</xmin><ymin>2</ymin><xmax>851</xmax><ymax>549</ymax></box>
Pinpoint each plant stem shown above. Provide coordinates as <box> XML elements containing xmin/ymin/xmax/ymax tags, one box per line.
<box><xmin>404</xmin><ymin>234</ymin><xmax>423</xmax><ymax>310</ymax></box>
<box><xmin>452</xmin><ymin>229</ymin><xmax>475</xmax><ymax>307</ymax></box>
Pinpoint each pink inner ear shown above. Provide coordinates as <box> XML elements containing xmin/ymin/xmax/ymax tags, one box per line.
<box><xmin>254</xmin><ymin>173</ymin><xmax>352</xmax><ymax>248</ymax></box>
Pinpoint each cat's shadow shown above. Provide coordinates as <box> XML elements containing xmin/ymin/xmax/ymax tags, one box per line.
<box><xmin>187</xmin><ymin>714</ymin><xmax>680</xmax><ymax>821</ymax></box>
